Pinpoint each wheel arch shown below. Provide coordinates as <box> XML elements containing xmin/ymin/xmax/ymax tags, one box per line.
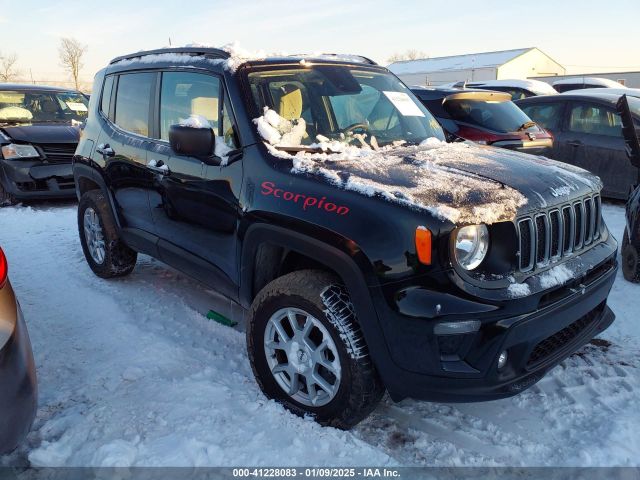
<box><xmin>240</xmin><ymin>222</ymin><xmax>393</xmax><ymax>379</ymax></box>
<box><xmin>73</xmin><ymin>161</ymin><xmax>122</xmax><ymax>230</ymax></box>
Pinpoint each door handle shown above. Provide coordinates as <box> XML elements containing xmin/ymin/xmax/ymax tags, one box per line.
<box><xmin>96</xmin><ymin>143</ymin><xmax>115</xmax><ymax>157</ymax></box>
<box><xmin>567</xmin><ymin>141</ymin><xmax>583</xmax><ymax>147</ymax></box>
<box><xmin>147</xmin><ymin>159</ymin><xmax>170</xmax><ymax>175</ymax></box>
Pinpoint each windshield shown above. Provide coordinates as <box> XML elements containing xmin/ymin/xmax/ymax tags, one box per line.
<box><xmin>627</xmin><ymin>96</ymin><xmax>640</xmax><ymax>118</ymax></box>
<box><xmin>246</xmin><ymin>65</ymin><xmax>445</xmax><ymax>149</ymax></box>
<box><xmin>0</xmin><ymin>90</ymin><xmax>88</xmax><ymax>124</ymax></box>
<box><xmin>444</xmin><ymin>98</ymin><xmax>538</xmax><ymax>133</ymax></box>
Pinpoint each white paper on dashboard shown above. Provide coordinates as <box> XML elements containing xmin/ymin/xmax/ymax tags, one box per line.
<box><xmin>66</xmin><ymin>102</ymin><xmax>88</xmax><ymax>112</ymax></box>
<box><xmin>383</xmin><ymin>91</ymin><xmax>425</xmax><ymax>117</ymax></box>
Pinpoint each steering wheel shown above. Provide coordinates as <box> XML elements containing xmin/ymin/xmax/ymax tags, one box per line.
<box><xmin>344</xmin><ymin>122</ymin><xmax>369</xmax><ymax>134</ymax></box>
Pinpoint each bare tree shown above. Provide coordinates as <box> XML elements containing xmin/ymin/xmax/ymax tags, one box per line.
<box><xmin>58</xmin><ymin>37</ymin><xmax>87</xmax><ymax>91</ymax></box>
<box><xmin>387</xmin><ymin>49</ymin><xmax>428</xmax><ymax>63</ymax></box>
<box><xmin>0</xmin><ymin>52</ymin><xmax>19</xmax><ymax>82</ymax></box>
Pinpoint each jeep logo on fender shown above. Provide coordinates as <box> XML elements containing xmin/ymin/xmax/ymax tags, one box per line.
<box><xmin>261</xmin><ymin>181</ymin><xmax>350</xmax><ymax>216</ymax></box>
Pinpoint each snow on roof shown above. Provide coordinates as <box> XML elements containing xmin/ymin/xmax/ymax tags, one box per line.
<box><xmin>388</xmin><ymin>48</ymin><xmax>533</xmax><ymax>75</ymax></box>
<box><xmin>553</xmin><ymin>77</ymin><xmax>626</xmax><ymax>88</ymax></box>
<box><xmin>467</xmin><ymin>79</ymin><xmax>558</xmax><ymax>95</ymax></box>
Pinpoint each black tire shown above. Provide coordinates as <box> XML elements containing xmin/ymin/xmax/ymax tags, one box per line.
<box><xmin>247</xmin><ymin>269</ymin><xmax>384</xmax><ymax>429</ymax></box>
<box><xmin>0</xmin><ymin>181</ymin><xmax>16</xmax><ymax>207</ymax></box>
<box><xmin>621</xmin><ymin>227</ymin><xmax>640</xmax><ymax>283</ymax></box>
<box><xmin>78</xmin><ymin>190</ymin><xmax>137</xmax><ymax>278</ymax></box>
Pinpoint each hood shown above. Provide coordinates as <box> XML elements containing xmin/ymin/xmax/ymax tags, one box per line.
<box><xmin>287</xmin><ymin>140</ymin><xmax>602</xmax><ymax>225</ymax></box>
<box><xmin>0</xmin><ymin>124</ymin><xmax>80</xmax><ymax>144</ymax></box>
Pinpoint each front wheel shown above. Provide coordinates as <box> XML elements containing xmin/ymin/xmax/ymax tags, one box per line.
<box><xmin>247</xmin><ymin>270</ymin><xmax>384</xmax><ymax>429</ymax></box>
<box><xmin>78</xmin><ymin>190</ymin><xmax>137</xmax><ymax>278</ymax></box>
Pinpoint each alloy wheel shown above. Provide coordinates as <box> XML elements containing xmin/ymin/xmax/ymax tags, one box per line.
<box><xmin>264</xmin><ymin>307</ymin><xmax>342</xmax><ymax>407</ymax></box>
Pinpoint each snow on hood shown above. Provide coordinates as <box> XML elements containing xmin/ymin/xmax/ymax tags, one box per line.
<box><xmin>253</xmin><ymin>108</ymin><xmax>606</xmax><ymax>225</ymax></box>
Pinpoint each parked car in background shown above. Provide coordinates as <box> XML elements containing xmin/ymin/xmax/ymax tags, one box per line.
<box><xmin>553</xmin><ymin>77</ymin><xmax>626</xmax><ymax>93</ymax></box>
<box><xmin>411</xmin><ymin>86</ymin><xmax>552</xmax><ymax>154</ymax></box>
<box><xmin>517</xmin><ymin>92</ymin><xmax>640</xmax><ymax>199</ymax></box>
<box><xmin>446</xmin><ymin>79</ymin><xmax>558</xmax><ymax>100</ymax></box>
<box><xmin>0</xmin><ymin>246</ymin><xmax>37</xmax><ymax>454</ymax></box>
<box><xmin>563</xmin><ymin>87</ymin><xmax>640</xmax><ymax>99</ymax></box>
<box><xmin>0</xmin><ymin>84</ymin><xmax>88</xmax><ymax>206</ymax></box>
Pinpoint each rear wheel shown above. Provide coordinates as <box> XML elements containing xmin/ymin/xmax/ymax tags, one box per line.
<box><xmin>247</xmin><ymin>270</ymin><xmax>384</xmax><ymax>429</ymax></box>
<box><xmin>622</xmin><ymin>227</ymin><xmax>640</xmax><ymax>283</ymax></box>
<box><xmin>78</xmin><ymin>190</ymin><xmax>137</xmax><ymax>278</ymax></box>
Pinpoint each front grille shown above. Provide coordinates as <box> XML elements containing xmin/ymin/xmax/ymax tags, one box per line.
<box><xmin>35</xmin><ymin>143</ymin><xmax>76</xmax><ymax>164</ymax></box>
<box><xmin>517</xmin><ymin>194</ymin><xmax>601</xmax><ymax>272</ymax></box>
<box><xmin>526</xmin><ymin>304</ymin><xmax>602</xmax><ymax>367</ymax></box>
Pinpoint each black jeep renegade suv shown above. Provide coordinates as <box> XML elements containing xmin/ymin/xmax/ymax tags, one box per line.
<box><xmin>73</xmin><ymin>47</ymin><xmax>618</xmax><ymax>429</ymax></box>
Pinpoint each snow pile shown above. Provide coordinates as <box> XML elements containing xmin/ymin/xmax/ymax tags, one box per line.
<box><xmin>179</xmin><ymin>114</ymin><xmax>211</xmax><ymax>129</ymax></box>
<box><xmin>539</xmin><ymin>264</ymin><xmax>575</xmax><ymax>289</ymax></box>
<box><xmin>253</xmin><ymin>107</ymin><xmax>308</xmax><ymax>147</ymax></box>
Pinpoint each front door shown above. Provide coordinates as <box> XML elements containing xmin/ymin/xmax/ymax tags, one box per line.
<box><xmin>563</xmin><ymin>101</ymin><xmax>636</xmax><ymax>199</ymax></box>
<box><xmin>147</xmin><ymin>70</ymin><xmax>243</xmax><ymax>288</ymax></box>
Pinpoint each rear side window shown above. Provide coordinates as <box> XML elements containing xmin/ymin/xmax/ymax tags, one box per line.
<box><xmin>444</xmin><ymin>99</ymin><xmax>533</xmax><ymax>133</ymax></box>
<box><xmin>568</xmin><ymin>103</ymin><xmax>622</xmax><ymax>137</ymax></box>
<box><xmin>114</xmin><ymin>72</ymin><xmax>154</xmax><ymax>137</ymax></box>
<box><xmin>520</xmin><ymin>102</ymin><xmax>564</xmax><ymax>130</ymax></box>
<box><xmin>100</xmin><ymin>75</ymin><xmax>114</xmax><ymax>119</ymax></box>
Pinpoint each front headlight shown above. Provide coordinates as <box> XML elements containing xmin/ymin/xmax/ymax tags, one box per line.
<box><xmin>1</xmin><ymin>143</ymin><xmax>40</xmax><ymax>160</ymax></box>
<box><xmin>454</xmin><ymin>224</ymin><xmax>489</xmax><ymax>270</ymax></box>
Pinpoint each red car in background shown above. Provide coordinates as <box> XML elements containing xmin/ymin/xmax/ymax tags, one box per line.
<box><xmin>411</xmin><ymin>87</ymin><xmax>553</xmax><ymax>155</ymax></box>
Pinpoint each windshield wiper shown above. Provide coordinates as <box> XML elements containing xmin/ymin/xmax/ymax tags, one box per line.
<box><xmin>517</xmin><ymin>121</ymin><xmax>537</xmax><ymax>131</ymax></box>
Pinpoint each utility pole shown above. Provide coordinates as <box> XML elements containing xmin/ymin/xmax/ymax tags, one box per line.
<box><xmin>30</xmin><ymin>68</ymin><xmax>34</xmax><ymax>84</ymax></box>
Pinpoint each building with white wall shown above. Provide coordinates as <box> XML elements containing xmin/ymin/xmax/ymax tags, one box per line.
<box><xmin>388</xmin><ymin>47</ymin><xmax>566</xmax><ymax>86</ymax></box>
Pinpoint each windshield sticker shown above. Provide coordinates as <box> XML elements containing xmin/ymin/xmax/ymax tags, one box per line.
<box><xmin>383</xmin><ymin>91</ymin><xmax>425</xmax><ymax>117</ymax></box>
<box><xmin>66</xmin><ymin>102</ymin><xmax>88</xmax><ymax>112</ymax></box>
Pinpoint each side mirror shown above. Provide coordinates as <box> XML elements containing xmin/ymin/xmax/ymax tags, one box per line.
<box><xmin>169</xmin><ymin>124</ymin><xmax>214</xmax><ymax>157</ymax></box>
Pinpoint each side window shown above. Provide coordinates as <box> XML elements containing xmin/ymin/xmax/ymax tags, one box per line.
<box><xmin>568</xmin><ymin>102</ymin><xmax>622</xmax><ymax>137</ymax></box>
<box><xmin>160</xmin><ymin>72</ymin><xmax>220</xmax><ymax>141</ymax></box>
<box><xmin>520</xmin><ymin>102</ymin><xmax>564</xmax><ymax>130</ymax></box>
<box><xmin>100</xmin><ymin>75</ymin><xmax>114</xmax><ymax>119</ymax></box>
<box><xmin>114</xmin><ymin>72</ymin><xmax>154</xmax><ymax>136</ymax></box>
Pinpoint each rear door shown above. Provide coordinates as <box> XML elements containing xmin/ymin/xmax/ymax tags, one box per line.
<box><xmin>563</xmin><ymin>100</ymin><xmax>634</xmax><ymax>198</ymax></box>
<box><xmin>93</xmin><ymin>72</ymin><xmax>156</xmax><ymax>234</ymax></box>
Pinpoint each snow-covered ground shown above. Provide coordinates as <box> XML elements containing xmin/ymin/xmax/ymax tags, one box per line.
<box><xmin>0</xmin><ymin>201</ymin><xmax>638</xmax><ymax>467</ymax></box>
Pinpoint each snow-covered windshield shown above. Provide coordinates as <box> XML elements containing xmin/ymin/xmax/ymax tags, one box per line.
<box><xmin>245</xmin><ymin>65</ymin><xmax>445</xmax><ymax>149</ymax></box>
<box><xmin>0</xmin><ymin>89</ymin><xmax>88</xmax><ymax>124</ymax></box>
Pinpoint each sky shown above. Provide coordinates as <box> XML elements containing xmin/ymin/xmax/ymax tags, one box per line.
<box><xmin>1</xmin><ymin>0</ymin><xmax>639</xmax><ymax>88</ymax></box>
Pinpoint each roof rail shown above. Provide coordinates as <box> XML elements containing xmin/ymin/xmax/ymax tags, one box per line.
<box><xmin>110</xmin><ymin>47</ymin><xmax>230</xmax><ymax>65</ymax></box>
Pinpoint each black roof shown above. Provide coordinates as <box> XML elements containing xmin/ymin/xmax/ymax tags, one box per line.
<box><xmin>109</xmin><ymin>47</ymin><xmax>377</xmax><ymax>67</ymax></box>
<box><xmin>0</xmin><ymin>82</ymin><xmax>78</xmax><ymax>93</ymax></box>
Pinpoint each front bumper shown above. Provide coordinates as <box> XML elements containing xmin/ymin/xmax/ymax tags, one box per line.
<box><xmin>371</xmin><ymin>242</ymin><xmax>618</xmax><ymax>402</ymax></box>
<box><xmin>0</xmin><ymin>159</ymin><xmax>76</xmax><ymax>200</ymax></box>
<box><xmin>0</xmin><ymin>285</ymin><xmax>37</xmax><ymax>454</ymax></box>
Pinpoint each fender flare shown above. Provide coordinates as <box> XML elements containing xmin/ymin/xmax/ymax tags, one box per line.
<box><xmin>73</xmin><ymin>160</ymin><xmax>122</xmax><ymax>230</ymax></box>
<box><xmin>240</xmin><ymin>222</ymin><xmax>395</xmax><ymax>383</ymax></box>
